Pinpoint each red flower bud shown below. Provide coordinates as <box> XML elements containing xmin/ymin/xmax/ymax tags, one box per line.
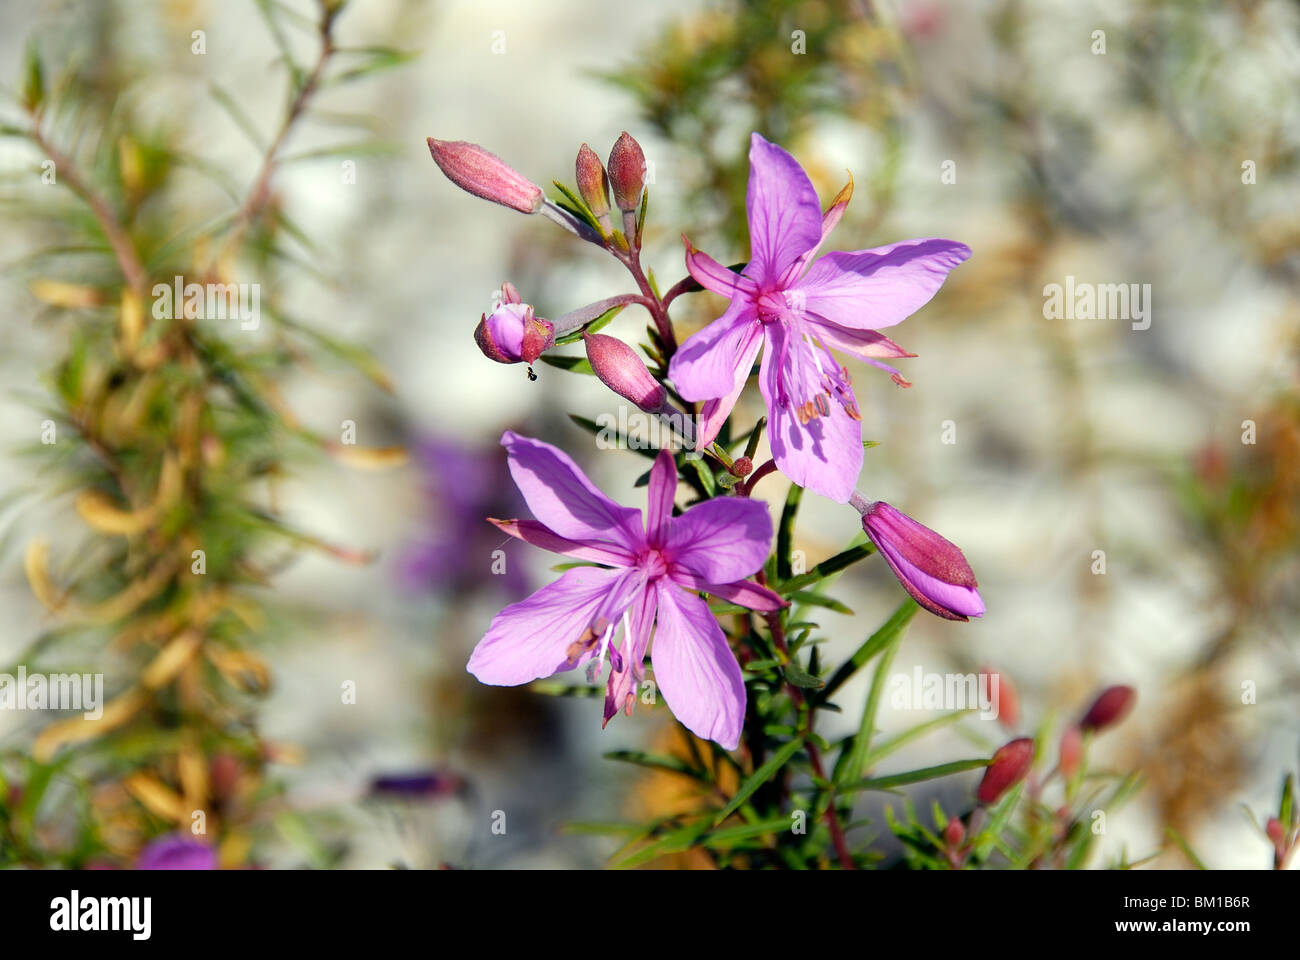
<box><xmin>732</xmin><ymin>456</ymin><xmax>754</xmax><ymax>478</ymax></box>
<box><xmin>583</xmin><ymin>333</ymin><xmax>665</xmax><ymax>411</ymax></box>
<box><xmin>977</xmin><ymin>737</ymin><xmax>1034</xmax><ymax>805</ymax></box>
<box><xmin>1265</xmin><ymin>817</ymin><xmax>1285</xmax><ymax>846</ymax></box>
<box><xmin>607</xmin><ymin>131</ymin><xmax>646</xmax><ymax>212</ymax></box>
<box><xmin>1079</xmin><ymin>685</ymin><xmax>1136</xmax><ymax>733</ymax></box>
<box><xmin>944</xmin><ymin>817</ymin><xmax>965</xmax><ymax>848</ymax></box>
<box><xmin>575</xmin><ymin>143</ymin><xmax>611</xmax><ymax>219</ymax></box>
<box><xmin>1059</xmin><ymin>724</ymin><xmax>1083</xmax><ymax>778</ymax></box>
<box><xmin>427</xmin><ymin>138</ymin><xmax>544</xmax><ymax>214</ymax></box>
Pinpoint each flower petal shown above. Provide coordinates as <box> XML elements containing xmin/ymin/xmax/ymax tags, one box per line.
<box><xmin>807</xmin><ymin>321</ymin><xmax>917</xmax><ymax>387</ymax></box>
<box><xmin>683</xmin><ymin>239</ymin><xmax>756</xmax><ymax>299</ymax></box>
<box><xmin>488</xmin><ymin>518</ymin><xmax>634</xmax><ymax>566</ymax></box>
<box><xmin>645</xmin><ymin>450</ymin><xmax>677</xmax><ymax>545</ymax></box>
<box><xmin>745</xmin><ymin>133</ymin><xmax>823</xmax><ymax>283</ymax></box>
<box><xmin>668</xmin><ymin>569</ymin><xmax>787</xmax><ymax>612</ymax></box>
<box><xmin>798</xmin><ymin>238</ymin><xmax>970</xmax><ymax>330</ymax></box>
<box><xmin>501</xmin><ymin>431</ymin><xmax>643</xmax><ymax>546</ymax></box>
<box><xmin>650</xmin><ymin>581</ymin><xmax>746</xmax><ymax>750</ymax></box>
<box><xmin>668</xmin><ymin>299</ymin><xmax>761</xmax><ymax>402</ymax></box>
<box><xmin>468</xmin><ymin>566</ymin><xmax>643</xmax><ymax>685</ymax></box>
<box><xmin>759</xmin><ymin>324</ymin><xmax>863</xmax><ymax>503</ymax></box>
<box><xmin>664</xmin><ymin>496</ymin><xmax>773</xmax><ymax>583</ymax></box>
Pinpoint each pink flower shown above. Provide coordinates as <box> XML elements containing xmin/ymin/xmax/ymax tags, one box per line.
<box><xmin>467</xmin><ymin>432</ymin><xmax>785</xmax><ymax>749</ymax></box>
<box><xmin>668</xmin><ymin>133</ymin><xmax>970</xmax><ymax>502</ymax></box>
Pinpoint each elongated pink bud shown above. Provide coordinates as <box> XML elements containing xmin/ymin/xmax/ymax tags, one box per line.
<box><xmin>859</xmin><ymin>502</ymin><xmax>983</xmax><ymax>621</ymax></box>
<box><xmin>977</xmin><ymin>737</ymin><xmax>1034</xmax><ymax>805</ymax></box>
<box><xmin>575</xmin><ymin>143</ymin><xmax>611</xmax><ymax>219</ymax></box>
<box><xmin>427</xmin><ymin>138</ymin><xmax>544</xmax><ymax>214</ymax></box>
<box><xmin>475</xmin><ymin>302</ymin><xmax>554</xmax><ymax>365</ymax></box>
<box><xmin>944</xmin><ymin>817</ymin><xmax>965</xmax><ymax>848</ymax></box>
<box><xmin>607</xmin><ymin>131</ymin><xmax>646</xmax><ymax>212</ymax></box>
<box><xmin>583</xmin><ymin>333</ymin><xmax>665</xmax><ymax>411</ymax></box>
<box><xmin>1059</xmin><ymin>725</ymin><xmax>1083</xmax><ymax>778</ymax></box>
<box><xmin>1079</xmin><ymin>685</ymin><xmax>1136</xmax><ymax>732</ymax></box>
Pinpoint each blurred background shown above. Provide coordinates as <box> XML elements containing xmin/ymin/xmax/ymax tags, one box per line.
<box><xmin>0</xmin><ymin>0</ymin><xmax>1297</xmax><ymax>868</ymax></box>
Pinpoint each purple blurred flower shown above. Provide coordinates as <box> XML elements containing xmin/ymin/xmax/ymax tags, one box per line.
<box><xmin>467</xmin><ymin>432</ymin><xmax>785</xmax><ymax>749</ymax></box>
<box><xmin>135</xmin><ymin>835</ymin><xmax>216</xmax><ymax>870</ymax></box>
<box><xmin>399</xmin><ymin>437</ymin><xmax>528</xmax><ymax>598</ymax></box>
<box><xmin>369</xmin><ymin>770</ymin><xmax>464</xmax><ymax>799</ymax></box>
<box><xmin>668</xmin><ymin>133</ymin><xmax>970</xmax><ymax>502</ymax></box>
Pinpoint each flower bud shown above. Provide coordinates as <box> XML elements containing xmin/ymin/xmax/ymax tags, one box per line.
<box><xmin>732</xmin><ymin>456</ymin><xmax>754</xmax><ymax>478</ymax></box>
<box><xmin>607</xmin><ymin>131</ymin><xmax>646</xmax><ymax>212</ymax></box>
<box><xmin>1079</xmin><ymin>685</ymin><xmax>1136</xmax><ymax>733</ymax></box>
<box><xmin>1059</xmin><ymin>725</ymin><xmax>1083</xmax><ymax>778</ymax></box>
<box><xmin>981</xmin><ymin>664</ymin><xmax>1019</xmax><ymax>730</ymax></box>
<box><xmin>859</xmin><ymin>502</ymin><xmax>984</xmax><ymax>621</ymax></box>
<box><xmin>427</xmin><ymin>138</ymin><xmax>544</xmax><ymax>214</ymax></box>
<box><xmin>977</xmin><ymin>737</ymin><xmax>1034</xmax><ymax>805</ymax></box>
<box><xmin>1265</xmin><ymin>817</ymin><xmax>1285</xmax><ymax>847</ymax></box>
<box><xmin>583</xmin><ymin>334</ymin><xmax>665</xmax><ymax>411</ymax></box>
<box><xmin>944</xmin><ymin>817</ymin><xmax>965</xmax><ymax>848</ymax></box>
<box><xmin>475</xmin><ymin>302</ymin><xmax>554</xmax><ymax>365</ymax></box>
<box><xmin>575</xmin><ymin>143</ymin><xmax>611</xmax><ymax>219</ymax></box>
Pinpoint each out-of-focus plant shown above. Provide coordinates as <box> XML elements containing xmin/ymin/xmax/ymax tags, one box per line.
<box><xmin>0</xmin><ymin>0</ymin><xmax>408</xmax><ymax>868</ymax></box>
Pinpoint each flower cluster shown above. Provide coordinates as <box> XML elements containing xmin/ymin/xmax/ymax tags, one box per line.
<box><xmin>428</xmin><ymin>130</ymin><xmax>982</xmax><ymax>751</ymax></box>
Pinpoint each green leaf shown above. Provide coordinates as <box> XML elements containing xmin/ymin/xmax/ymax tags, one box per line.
<box><xmin>779</xmin><ymin>542</ymin><xmax>876</xmax><ymax>594</ymax></box>
<box><xmin>776</xmin><ymin>482</ymin><xmax>801</xmax><ymax>580</ymax></box>
<box><xmin>818</xmin><ymin>599</ymin><xmax>917</xmax><ymax>705</ymax></box>
<box><xmin>835</xmin><ymin>605</ymin><xmax>916</xmax><ymax>786</ymax></box>
<box><xmin>1165</xmin><ymin>827</ymin><xmax>1208</xmax><ymax>870</ymax></box>
<box><xmin>782</xmin><ymin>660</ymin><xmax>824</xmax><ymax>689</ymax></box>
<box><xmin>22</xmin><ymin>42</ymin><xmax>44</xmax><ymax>112</ymax></box>
<box><xmin>789</xmin><ymin>590</ymin><xmax>852</xmax><ymax>614</ymax></box>
<box><xmin>550</xmin><ymin>181</ymin><xmax>602</xmax><ymax>233</ymax></box>
<box><xmin>845</xmin><ymin>757</ymin><xmax>990</xmax><ymax>793</ymax></box>
<box><xmin>540</xmin><ymin>354</ymin><xmax>594</xmax><ymax>374</ymax></box>
<box><xmin>714</xmin><ymin>738</ymin><xmax>803</xmax><ymax>825</ymax></box>
<box><xmin>857</xmin><ymin>710</ymin><xmax>968</xmax><ymax>769</ymax></box>
<box><xmin>552</xmin><ymin>304</ymin><xmax>625</xmax><ymax>346</ymax></box>
<box><xmin>603</xmin><ymin>750</ymin><xmax>706</xmax><ymax>781</ymax></box>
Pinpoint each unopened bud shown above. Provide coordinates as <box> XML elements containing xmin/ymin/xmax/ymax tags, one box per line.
<box><xmin>1079</xmin><ymin>685</ymin><xmax>1136</xmax><ymax>733</ymax></box>
<box><xmin>1059</xmin><ymin>725</ymin><xmax>1083</xmax><ymax>778</ymax></box>
<box><xmin>475</xmin><ymin>302</ymin><xmax>554</xmax><ymax>365</ymax></box>
<box><xmin>977</xmin><ymin>737</ymin><xmax>1034</xmax><ymax>805</ymax></box>
<box><xmin>860</xmin><ymin>502</ymin><xmax>984</xmax><ymax>621</ymax></box>
<box><xmin>1266</xmin><ymin>817</ymin><xmax>1285</xmax><ymax>847</ymax></box>
<box><xmin>981</xmin><ymin>664</ymin><xmax>1019</xmax><ymax>730</ymax></box>
<box><xmin>583</xmin><ymin>333</ymin><xmax>665</xmax><ymax>411</ymax></box>
<box><xmin>575</xmin><ymin>143</ymin><xmax>611</xmax><ymax>219</ymax></box>
<box><xmin>607</xmin><ymin>131</ymin><xmax>646</xmax><ymax>212</ymax></box>
<box><xmin>944</xmin><ymin>817</ymin><xmax>965</xmax><ymax>848</ymax></box>
<box><xmin>427</xmin><ymin>138</ymin><xmax>544</xmax><ymax>214</ymax></box>
<box><xmin>732</xmin><ymin>456</ymin><xmax>754</xmax><ymax>478</ymax></box>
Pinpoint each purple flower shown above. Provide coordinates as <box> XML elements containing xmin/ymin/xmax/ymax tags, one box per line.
<box><xmin>399</xmin><ymin>437</ymin><xmax>528</xmax><ymax>598</ymax></box>
<box><xmin>859</xmin><ymin>500</ymin><xmax>984</xmax><ymax>621</ymax></box>
<box><xmin>467</xmin><ymin>432</ymin><xmax>785</xmax><ymax>749</ymax></box>
<box><xmin>135</xmin><ymin>834</ymin><xmax>217</xmax><ymax>870</ymax></box>
<box><xmin>668</xmin><ymin>133</ymin><xmax>970</xmax><ymax>502</ymax></box>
